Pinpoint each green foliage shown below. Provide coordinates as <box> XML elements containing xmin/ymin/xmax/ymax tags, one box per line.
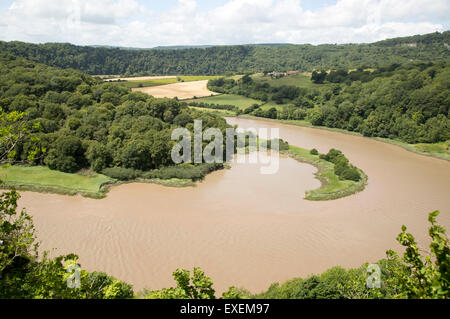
<box><xmin>311</xmin><ymin>71</ymin><xmax>327</xmax><ymax>84</ymax></box>
<box><xmin>221</xmin><ymin>286</ymin><xmax>251</xmax><ymax>299</ymax></box>
<box><xmin>266</xmin><ymin>139</ymin><xmax>290</xmax><ymax>151</ymax></box>
<box><xmin>254</xmin><ymin>264</ymin><xmax>401</xmax><ymax>299</ymax></box>
<box><xmin>320</xmin><ymin>149</ymin><xmax>361</xmax><ymax>182</ymax></box>
<box><xmin>44</xmin><ymin>136</ymin><xmax>85</xmax><ymax>173</ymax></box>
<box><xmin>188</xmin><ymin>101</ymin><xmax>238</xmax><ymax>112</ymax></box>
<box><xmin>386</xmin><ymin>211</ymin><xmax>449</xmax><ymax>298</ymax></box>
<box><xmin>143</xmin><ymin>163</ymin><xmax>224</xmax><ymax>182</ymax></box>
<box><xmin>146</xmin><ymin>268</ymin><xmax>216</xmax><ymax>299</ymax></box>
<box><xmin>173</xmin><ymin>113</ymin><xmax>193</xmax><ymax>127</ymax></box>
<box><xmin>310</xmin><ymin>148</ymin><xmax>319</xmax><ymax>155</ymax></box>
<box><xmin>0</xmin><ymin>107</ymin><xmax>41</xmax><ymax>162</ymax></box>
<box><xmin>101</xmin><ymin>167</ymin><xmax>142</xmax><ymax>181</ymax></box>
<box><xmin>100</xmin><ymin>278</ymin><xmax>134</xmax><ymax>299</ymax></box>
<box><xmin>0</xmin><ymin>189</ymin><xmax>38</xmax><ymax>282</ymax></box>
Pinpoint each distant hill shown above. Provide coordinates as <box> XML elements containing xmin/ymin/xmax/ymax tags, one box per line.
<box><xmin>153</xmin><ymin>45</ymin><xmax>216</xmax><ymax>50</ymax></box>
<box><xmin>89</xmin><ymin>45</ymin><xmax>147</xmax><ymax>50</ymax></box>
<box><xmin>0</xmin><ymin>31</ymin><xmax>448</xmax><ymax>75</ymax></box>
<box><xmin>372</xmin><ymin>31</ymin><xmax>450</xmax><ymax>47</ymax></box>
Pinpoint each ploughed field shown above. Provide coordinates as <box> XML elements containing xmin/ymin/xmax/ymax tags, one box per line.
<box><xmin>132</xmin><ymin>80</ymin><xmax>220</xmax><ymax>99</ymax></box>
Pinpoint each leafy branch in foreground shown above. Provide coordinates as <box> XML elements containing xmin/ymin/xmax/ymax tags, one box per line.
<box><xmin>387</xmin><ymin>210</ymin><xmax>449</xmax><ymax>298</ymax></box>
<box><xmin>144</xmin><ymin>267</ymin><xmax>249</xmax><ymax>299</ymax></box>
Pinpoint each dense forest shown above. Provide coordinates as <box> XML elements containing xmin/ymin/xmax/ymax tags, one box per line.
<box><xmin>208</xmin><ymin>62</ymin><xmax>450</xmax><ymax>144</ymax></box>
<box><xmin>0</xmin><ymin>32</ymin><xmax>448</xmax><ymax>76</ymax></box>
<box><xmin>0</xmin><ymin>53</ymin><xmax>231</xmax><ymax>179</ymax></box>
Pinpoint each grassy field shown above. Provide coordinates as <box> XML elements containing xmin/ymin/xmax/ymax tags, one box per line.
<box><xmin>284</xmin><ymin>146</ymin><xmax>368</xmax><ymax>201</ymax></box>
<box><xmin>376</xmin><ymin>138</ymin><xmax>450</xmax><ymax>161</ymax></box>
<box><xmin>119</xmin><ymin>78</ymin><xmax>178</xmax><ymax>89</ymax></box>
<box><xmin>259</xmin><ymin>101</ymin><xmax>288</xmax><ymax>111</ymax></box>
<box><xmin>179</xmin><ymin>76</ymin><xmax>222</xmax><ymax>82</ymax></box>
<box><xmin>0</xmin><ymin>165</ymin><xmax>213</xmax><ymax>198</ymax></box>
<box><xmin>253</xmin><ymin>73</ymin><xmax>331</xmax><ymax>90</ymax></box>
<box><xmin>189</xmin><ymin>106</ymin><xmax>237</xmax><ymax>117</ymax></box>
<box><xmin>227</xmin><ymin>74</ymin><xmax>244</xmax><ymax>81</ymax></box>
<box><xmin>120</xmin><ymin>78</ymin><xmax>179</xmax><ymax>88</ymax></box>
<box><xmin>191</xmin><ymin>94</ymin><xmax>263</xmax><ymax>109</ymax></box>
<box><xmin>412</xmin><ymin>141</ymin><xmax>449</xmax><ymax>156</ymax></box>
<box><xmin>0</xmin><ymin>166</ymin><xmax>116</xmax><ymax>198</ymax></box>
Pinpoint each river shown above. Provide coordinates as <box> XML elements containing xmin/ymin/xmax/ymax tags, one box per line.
<box><xmin>17</xmin><ymin>117</ymin><xmax>450</xmax><ymax>294</ymax></box>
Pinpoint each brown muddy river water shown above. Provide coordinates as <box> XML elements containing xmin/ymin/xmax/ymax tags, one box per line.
<box><xmin>18</xmin><ymin>117</ymin><xmax>450</xmax><ymax>294</ymax></box>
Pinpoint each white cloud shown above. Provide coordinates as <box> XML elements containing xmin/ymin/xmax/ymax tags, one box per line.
<box><xmin>0</xmin><ymin>0</ymin><xmax>447</xmax><ymax>46</ymax></box>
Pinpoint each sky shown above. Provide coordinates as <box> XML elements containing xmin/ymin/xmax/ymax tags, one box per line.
<box><xmin>0</xmin><ymin>0</ymin><xmax>448</xmax><ymax>47</ymax></box>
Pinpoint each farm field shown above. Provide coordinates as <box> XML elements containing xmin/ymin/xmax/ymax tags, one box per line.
<box><xmin>118</xmin><ymin>78</ymin><xmax>178</xmax><ymax>88</ymax></box>
<box><xmin>189</xmin><ymin>106</ymin><xmax>236</xmax><ymax>117</ymax></box>
<box><xmin>254</xmin><ymin>72</ymin><xmax>331</xmax><ymax>90</ymax></box>
<box><xmin>191</xmin><ymin>94</ymin><xmax>262</xmax><ymax>109</ymax></box>
<box><xmin>179</xmin><ymin>75</ymin><xmax>223</xmax><ymax>82</ymax></box>
<box><xmin>103</xmin><ymin>75</ymin><xmax>177</xmax><ymax>81</ymax></box>
<box><xmin>132</xmin><ymin>80</ymin><xmax>219</xmax><ymax>99</ymax></box>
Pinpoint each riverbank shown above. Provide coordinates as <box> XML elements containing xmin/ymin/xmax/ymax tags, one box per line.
<box><xmin>232</xmin><ymin>115</ymin><xmax>450</xmax><ymax>162</ymax></box>
<box><xmin>0</xmin><ymin>165</ymin><xmax>212</xmax><ymax>199</ymax></box>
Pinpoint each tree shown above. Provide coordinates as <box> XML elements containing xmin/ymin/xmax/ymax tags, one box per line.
<box><xmin>45</xmin><ymin>136</ymin><xmax>85</xmax><ymax>173</ymax></box>
<box><xmin>86</xmin><ymin>141</ymin><xmax>111</xmax><ymax>172</ymax></box>
<box><xmin>311</xmin><ymin>71</ymin><xmax>327</xmax><ymax>84</ymax></box>
<box><xmin>0</xmin><ymin>107</ymin><xmax>40</xmax><ymax>163</ymax></box>
<box><xmin>173</xmin><ymin>113</ymin><xmax>193</xmax><ymax>127</ymax></box>
<box><xmin>120</xmin><ymin>138</ymin><xmax>153</xmax><ymax>170</ymax></box>
<box><xmin>266</xmin><ymin>107</ymin><xmax>278</xmax><ymax>119</ymax></box>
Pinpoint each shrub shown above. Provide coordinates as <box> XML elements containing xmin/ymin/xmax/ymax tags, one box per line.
<box><xmin>143</xmin><ymin>163</ymin><xmax>223</xmax><ymax>181</ymax></box>
<box><xmin>83</xmin><ymin>272</ymin><xmax>134</xmax><ymax>299</ymax></box>
<box><xmin>267</xmin><ymin>139</ymin><xmax>289</xmax><ymax>151</ymax></box>
<box><xmin>101</xmin><ymin>167</ymin><xmax>142</xmax><ymax>180</ymax></box>
<box><xmin>173</xmin><ymin>113</ymin><xmax>193</xmax><ymax>127</ymax></box>
<box><xmin>321</xmin><ymin>148</ymin><xmax>361</xmax><ymax>182</ymax></box>
<box><xmin>310</xmin><ymin>148</ymin><xmax>319</xmax><ymax>155</ymax></box>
